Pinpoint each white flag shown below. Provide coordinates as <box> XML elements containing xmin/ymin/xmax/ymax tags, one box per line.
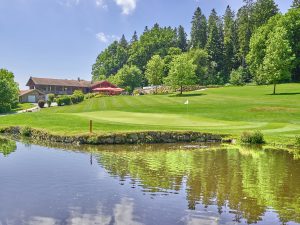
<box><xmin>184</xmin><ymin>100</ymin><xmax>189</xmax><ymax>105</ymax></box>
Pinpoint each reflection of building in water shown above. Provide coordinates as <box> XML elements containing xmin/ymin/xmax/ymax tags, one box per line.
<box><xmin>94</xmin><ymin>147</ymin><xmax>300</xmax><ymax>224</ymax></box>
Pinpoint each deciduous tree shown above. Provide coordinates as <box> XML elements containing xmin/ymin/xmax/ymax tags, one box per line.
<box><xmin>260</xmin><ymin>27</ymin><xmax>295</xmax><ymax>94</ymax></box>
<box><xmin>164</xmin><ymin>54</ymin><xmax>197</xmax><ymax>94</ymax></box>
<box><xmin>110</xmin><ymin>65</ymin><xmax>143</xmax><ymax>93</ymax></box>
<box><xmin>0</xmin><ymin>69</ymin><xmax>19</xmax><ymax>113</ymax></box>
<box><xmin>145</xmin><ymin>55</ymin><xmax>165</xmax><ymax>93</ymax></box>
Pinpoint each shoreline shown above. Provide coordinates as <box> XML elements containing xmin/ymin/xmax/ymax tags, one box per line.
<box><xmin>0</xmin><ymin>126</ymin><xmax>226</xmax><ymax>145</ymax></box>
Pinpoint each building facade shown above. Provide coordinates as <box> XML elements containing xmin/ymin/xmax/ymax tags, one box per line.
<box><xmin>19</xmin><ymin>89</ymin><xmax>45</xmax><ymax>103</ymax></box>
<box><xmin>25</xmin><ymin>77</ymin><xmax>123</xmax><ymax>96</ymax></box>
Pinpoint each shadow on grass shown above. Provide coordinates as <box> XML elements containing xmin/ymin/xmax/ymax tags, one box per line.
<box><xmin>266</xmin><ymin>92</ymin><xmax>300</xmax><ymax>96</ymax></box>
<box><xmin>169</xmin><ymin>93</ymin><xmax>206</xmax><ymax>97</ymax></box>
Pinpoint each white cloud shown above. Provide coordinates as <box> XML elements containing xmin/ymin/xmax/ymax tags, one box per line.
<box><xmin>95</xmin><ymin>0</ymin><xmax>108</xmax><ymax>9</ymax></box>
<box><xmin>96</xmin><ymin>32</ymin><xmax>119</xmax><ymax>43</ymax></box>
<box><xmin>58</xmin><ymin>0</ymin><xmax>80</xmax><ymax>7</ymax></box>
<box><xmin>114</xmin><ymin>0</ymin><xmax>137</xmax><ymax>15</ymax></box>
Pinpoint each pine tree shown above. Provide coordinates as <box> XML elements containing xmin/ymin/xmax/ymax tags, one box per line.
<box><xmin>190</xmin><ymin>7</ymin><xmax>207</xmax><ymax>49</ymax></box>
<box><xmin>131</xmin><ymin>31</ymin><xmax>138</xmax><ymax>43</ymax></box>
<box><xmin>144</xmin><ymin>26</ymin><xmax>149</xmax><ymax>33</ymax></box>
<box><xmin>177</xmin><ymin>25</ymin><xmax>188</xmax><ymax>52</ymax></box>
<box><xmin>236</xmin><ymin>0</ymin><xmax>254</xmax><ymax>66</ymax></box>
<box><xmin>291</xmin><ymin>0</ymin><xmax>300</xmax><ymax>8</ymax></box>
<box><xmin>223</xmin><ymin>5</ymin><xmax>236</xmax><ymax>80</ymax></box>
<box><xmin>119</xmin><ymin>34</ymin><xmax>128</xmax><ymax>48</ymax></box>
<box><xmin>252</xmin><ymin>0</ymin><xmax>279</xmax><ymax>29</ymax></box>
<box><xmin>206</xmin><ymin>9</ymin><xmax>224</xmax><ymax>83</ymax></box>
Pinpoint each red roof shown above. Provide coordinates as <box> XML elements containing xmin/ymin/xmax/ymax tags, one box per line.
<box><xmin>93</xmin><ymin>87</ymin><xmax>124</xmax><ymax>92</ymax></box>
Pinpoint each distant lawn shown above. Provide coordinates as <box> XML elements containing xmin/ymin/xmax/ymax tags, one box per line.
<box><xmin>1</xmin><ymin>83</ymin><xmax>300</xmax><ymax>143</ymax></box>
<box><xmin>11</xmin><ymin>103</ymin><xmax>35</xmax><ymax>113</ymax></box>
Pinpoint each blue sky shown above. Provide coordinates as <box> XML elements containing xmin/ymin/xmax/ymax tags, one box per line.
<box><xmin>0</xmin><ymin>0</ymin><xmax>292</xmax><ymax>89</ymax></box>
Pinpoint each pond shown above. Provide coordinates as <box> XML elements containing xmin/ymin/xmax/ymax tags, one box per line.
<box><xmin>0</xmin><ymin>139</ymin><xmax>300</xmax><ymax>225</ymax></box>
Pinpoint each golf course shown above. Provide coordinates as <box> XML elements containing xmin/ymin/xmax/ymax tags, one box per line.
<box><xmin>1</xmin><ymin>83</ymin><xmax>300</xmax><ymax>144</ymax></box>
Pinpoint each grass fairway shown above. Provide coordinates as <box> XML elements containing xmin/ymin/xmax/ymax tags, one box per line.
<box><xmin>1</xmin><ymin>83</ymin><xmax>300</xmax><ymax>143</ymax></box>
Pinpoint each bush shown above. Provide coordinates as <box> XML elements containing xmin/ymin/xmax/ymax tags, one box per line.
<box><xmin>47</xmin><ymin>100</ymin><xmax>51</xmax><ymax>107</ymax></box>
<box><xmin>56</xmin><ymin>98</ymin><xmax>63</xmax><ymax>106</ymax></box>
<box><xmin>48</xmin><ymin>94</ymin><xmax>55</xmax><ymax>102</ymax></box>
<box><xmin>38</xmin><ymin>100</ymin><xmax>45</xmax><ymax>108</ymax></box>
<box><xmin>56</xmin><ymin>96</ymin><xmax>72</xmax><ymax>106</ymax></box>
<box><xmin>230</xmin><ymin>67</ymin><xmax>246</xmax><ymax>86</ymax></box>
<box><xmin>85</xmin><ymin>93</ymin><xmax>97</xmax><ymax>99</ymax></box>
<box><xmin>71</xmin><ymin>90</ymin><xmax>84</xmax><ymax>104</ymax></box>
<box><xmin>21</xmin><ymin>126</ymin><xmax>32</xmax><ymax>137</ymax></box>
<box><xmin>240</xmin><ymin>131</ymin><xmax>265</xmax><ymax>144</ymax></box>
<box><xmin>0</xmin><ymin>103</ymin><xmax>11</xmax><ymax>113</ymax></box>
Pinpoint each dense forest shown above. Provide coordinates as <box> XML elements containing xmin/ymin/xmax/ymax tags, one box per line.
<box><xmin>92</xmin><ymin>0</ymin><xmax>300</xmax><ymax>93</ymax></box>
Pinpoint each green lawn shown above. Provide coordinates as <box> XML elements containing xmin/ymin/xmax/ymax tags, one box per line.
<box><xmin>1</xmin><ymin>84</ymin><xmax>300</xmax><ymax>143</ymax></box>
<box><xmin>11</xmin><ymin>103</ymin><xmax>35</xmax><ymax>112</ymax></box>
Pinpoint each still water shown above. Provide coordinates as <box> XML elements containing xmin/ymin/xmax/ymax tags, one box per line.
<box><xmin>0</xmin><ymin>138</ymin><xmax>300</xmax><ymax>225</ymax></box>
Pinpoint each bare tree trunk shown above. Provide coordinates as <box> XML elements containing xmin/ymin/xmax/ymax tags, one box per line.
<box><xmin>180</xmin><ymin>85</ymin><xmax>183</xmax><ymax>95</ymax></box>
<box><xmin>273</xmin><ymin>82</ymin><xmax>276</xmax><ymax>95</ymax></box>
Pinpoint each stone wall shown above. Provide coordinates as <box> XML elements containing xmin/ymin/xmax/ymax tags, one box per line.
<box><xmin>0</xmin><ymin>126</ymin><xmax>223</xmax><ymax>145</ymax></box>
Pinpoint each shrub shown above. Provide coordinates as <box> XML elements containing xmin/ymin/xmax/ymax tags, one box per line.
<box><xmin>48</xmin><ymin>94</ymin><xmax>55</xmax><ymax>102</ymax></box>
<box><xmin>56</xmin><ymin>96</ymin><xmax>72</xmax><ymax>106</ymax></box>
<box><xmin>71</xmin><ymin>90</ymin><xmax>84</xmax><ymax>104</ymax></box>
<box><xmin>47</xmin><ymin>100</ymin><xmax>51</xmax><ymax>107</ymax></box>
<box><xmin>0</xmin><ymin>103</ymin><xmax>11</xmax><ymax>113</ymax></box>
<box><xmin>38</xmin><ymin>100</ymin><xmax>45</xmax><ymax>108</ymax></box>
<box><xmin>62</xmin><ymin>96</ymin><xmax>72</xmax><ymax>105</ymax></box>
<box><xmin>230</xmin><ymin>67</ymin><xmax>246</xmax><ymax>86</ymax></box>
<box><xmin>56</xmin><ymin>98</ymin><xmax>63</xmax><ymax>106</ymax></box>
<box><xmin>21</xmin><ymin>126</ymin><xmax>32</xmax><ymax>137</ymax></box>
<box><xmin>240</xmin><ymin>131</ymin><xmax>265</xmax><ymax>144</ymax></box>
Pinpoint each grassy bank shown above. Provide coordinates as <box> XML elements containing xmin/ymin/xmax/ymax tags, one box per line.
<box><xmin>1</xmin><ymin>84</ymin><xmax>300</xmax><ymax>145</ymax></box>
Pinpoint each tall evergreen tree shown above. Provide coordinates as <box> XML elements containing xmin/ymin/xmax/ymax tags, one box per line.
<box><xmin>236</xmin><ymin>0</ymin><xmax>254</xmax><ymax>66</ymax></box>
<box><xmin>119</xmin><ymin>34</ymin><xmax>128</xmax><ymax>48</ymax></box>
<box><xmin>252</xmin><ymin>0</ymin><xmax>279</xmax><ymax>29</ymax></box>
<box><xmin>144</xmin><ymin>26</ymin><xmax>149</xmax><ymax>33</ymax></box>
<box><xmin>177</xmin><ymin>25</ymin><xmax>188</xmax><ymax>52</ymax></box>
<box><xmin>206</xmin><ymin>9</ymin><xmax>224</xmax><ymax>83</ymax></box>
<box><xmin>131</xmin><ymin>31</ymin><xmax>138</xmax><ymax>43</ymax></box>
<box><xmin>223</xmin><ymin>6</ymin><xmax>237</xmax><ymax>79</ymax></box>
<box><xmin>291</xmin><ymin>0</ymin><xmax>300</xmax><ymax>8</ymax></box>
<box><xmin>190</xmin><ymin>7</ymin><xmax>207</xmax><ymax>49</ymax></box>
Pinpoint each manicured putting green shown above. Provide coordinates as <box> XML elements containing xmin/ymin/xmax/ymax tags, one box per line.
<box><xmin>1</xmin><ymin>83</ymin><xmax>300</xmax><ymax>143</ymax></box>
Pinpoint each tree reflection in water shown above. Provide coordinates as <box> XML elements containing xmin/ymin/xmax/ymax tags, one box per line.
<box><xmin>0</xmin><ymin>137</ymin><xmax>16</xmax><ymax>157</ymax></box>
<box><xmin>92</xmin><ymin>145</ymin><xmax>300</xmax><ymax>224</ymax></box>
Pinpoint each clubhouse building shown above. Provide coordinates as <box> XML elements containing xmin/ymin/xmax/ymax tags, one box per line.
<box><xmin>20</xmin><ymin>77</ymin><xmax>123</xmax><ymax>103</ymax></box>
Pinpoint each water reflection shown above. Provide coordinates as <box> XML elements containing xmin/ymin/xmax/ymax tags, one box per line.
<box><xmin>93</xmin><ymin>145</ymin><xmax>300</xmax><ymax>224</ymax></box>
<box><xmin>0</xmin><ymin>139</ymin><xmax>299</xmax><ymax>225</ymax></box>
<box><xmin>20</xmin><ymin>198</ymin><xmax>141</xmax><ymax>225</ymax></box>
<box><xmin>0</xmin><ymin>137</ymin><xmax>16</xmax><ymax>157</ymax></box>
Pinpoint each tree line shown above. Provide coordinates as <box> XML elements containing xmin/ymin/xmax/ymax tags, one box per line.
<box><xmin>92</xmin><ymin>0</ymin><xmax>299</xmax><ymax>94</ymax></box>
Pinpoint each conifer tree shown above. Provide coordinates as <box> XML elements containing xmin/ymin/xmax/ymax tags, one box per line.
<box><xmin>190</xmin><ymin>7</ymin><xmax>207</xmax><ymax>49</ymax></box>
<box><xmin>131</xmin><ymin>31</ymin><xmax>138</xmax><ymax>43</ymax></box>
<box><xmin>252</xmin><ymin>0</ymin><xmax>279</xmax><ymax>29</ymax></box>
<box><xmin>177</xmin><ymin>25</ymin><xmax>188</xmax><ymax>52</ymax></box>
<box><xmin>206</xmin><ymin>9</ymin><xmax>223</xmax><ymax>82</ymax></box>
<box><xmin>119</xmin><ymin>34</ymin><xmax>128</xmax><ymax>48</ymax></box>
<box><xmin>291</xmin><ymin>0</ymin><xmax>300</xmax><ymax>8</ymax></box>
<box><xmin>236</xmin><ymin>0</ymin><xmax>254</xmax><ymax>66</ymax></box>
<box><xmin>223</xmin><ymin>6</ymin><xmax>237</xmax><ymax>79</ymax></box>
